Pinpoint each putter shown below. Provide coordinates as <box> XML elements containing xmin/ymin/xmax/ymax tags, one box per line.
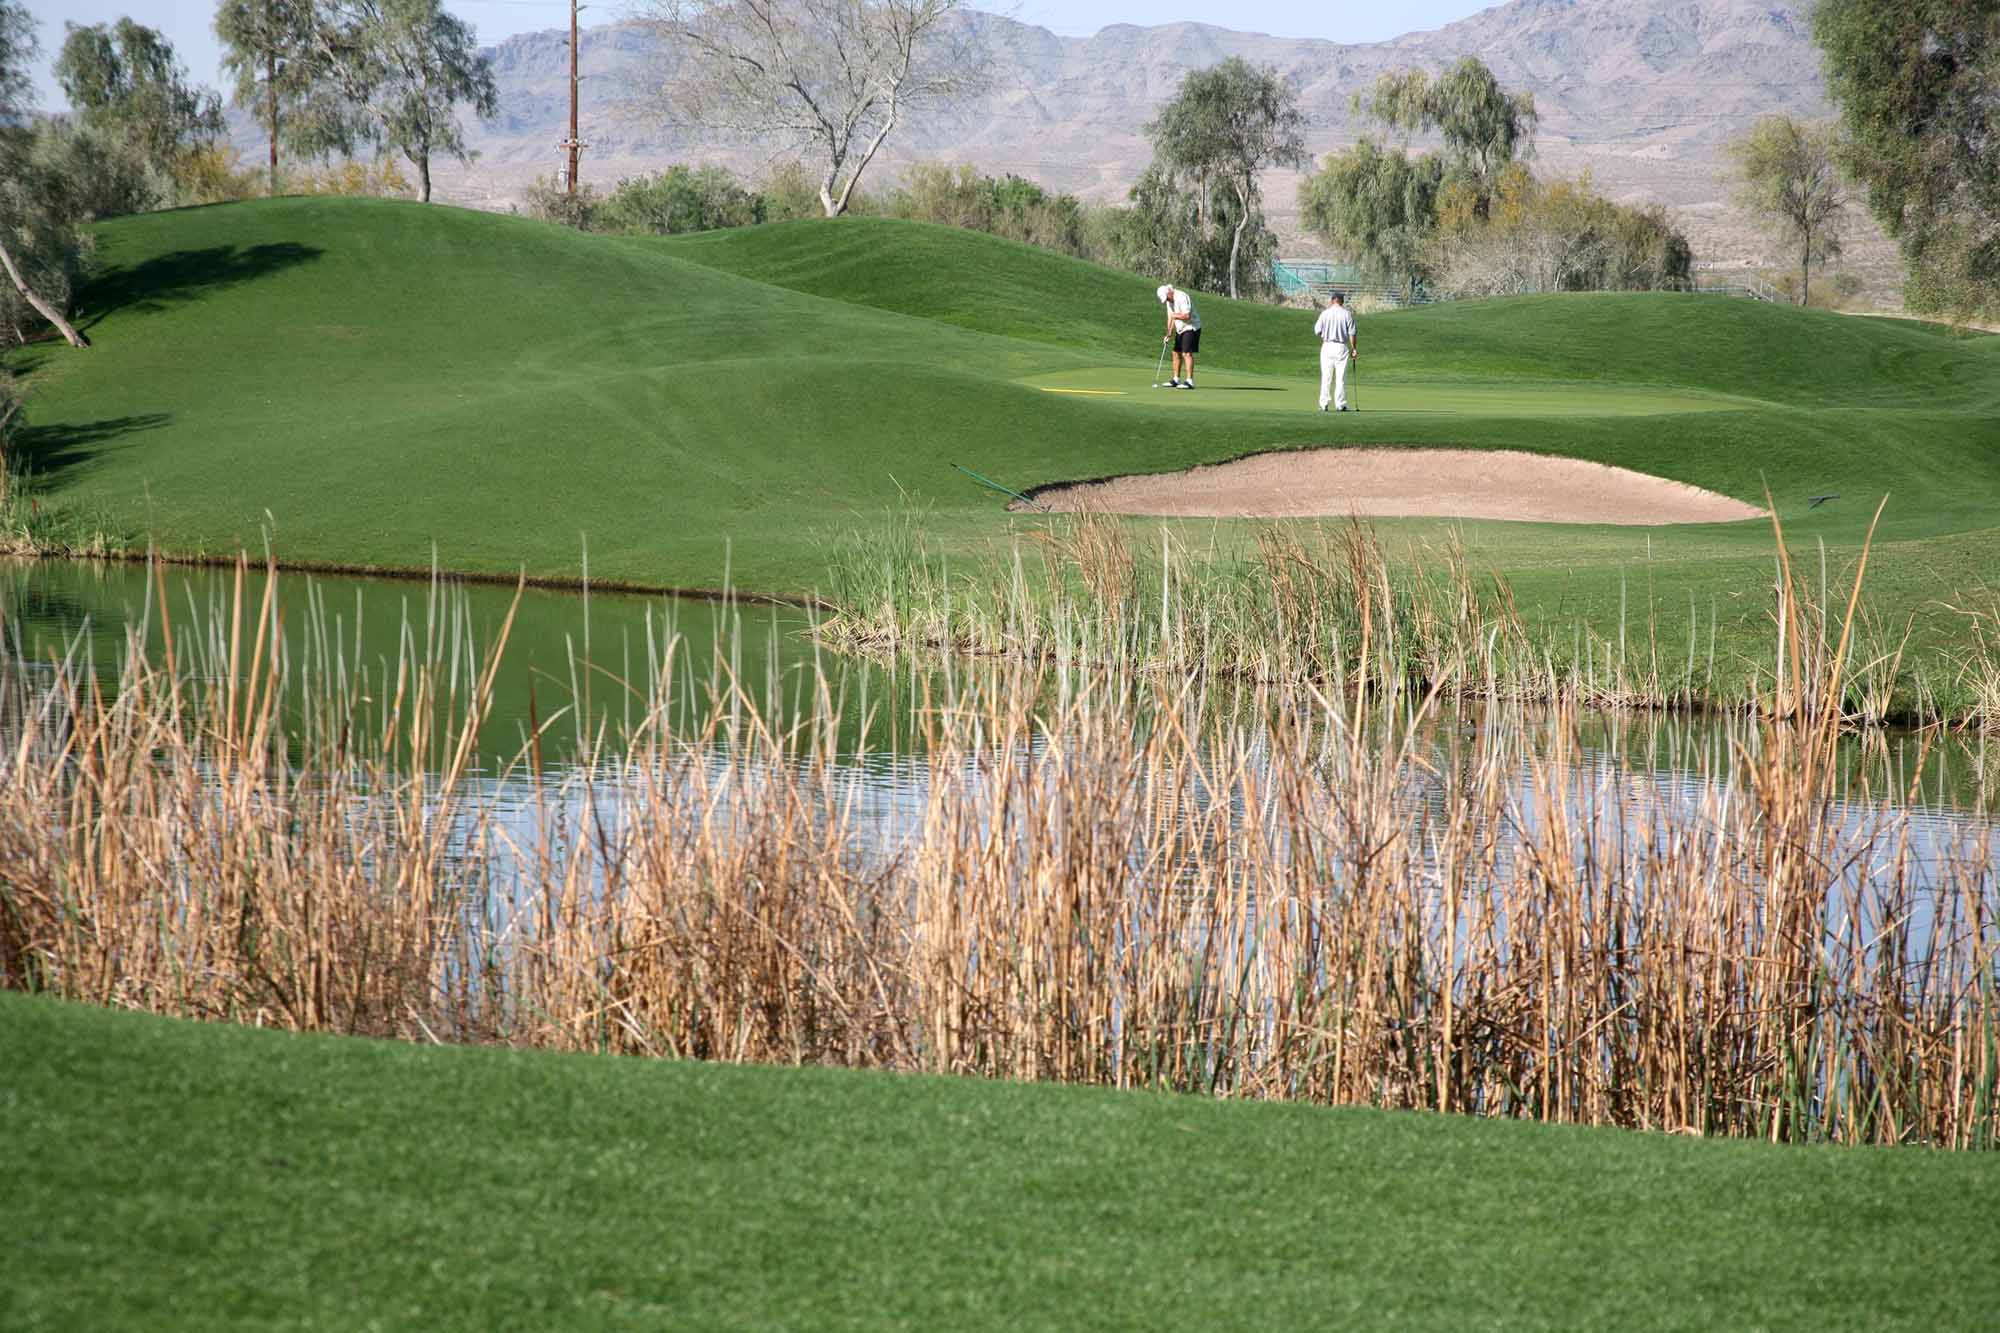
<box><xmin>1152</xmin><ymin>338</ymin><xmax>1172</xmax><ymax>388</ymax></box>
<box><xmin>1348</xmin><ymin>351</ymin><xmax>1360</xmax><ymax>411</ymax></box>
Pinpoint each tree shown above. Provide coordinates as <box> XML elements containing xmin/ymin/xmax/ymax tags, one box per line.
<box><xmin>1147</xmin><ymin>58</ymin><xmax>1306</xmax><ymax>299</ymax></box>
<box><xmin>0</xmin><ymin>1</ymin><xmax>90</xmax><ymax>350</ymax></box>
<box><xmin>1813</xmin><ymin>0</ymin><xmax>1999</xmax><ymax>321</ymax></box>
<box><xmin>54</xmin><ymin>18</ymin><xmax>223</xmax><ymax>169</ymax></box>
<box><xmin>1299</xmin><ymin>137</ymin><xmax>1444</xmax><ymax>291</ymax></box>
<box><xmin>0</xmin><ymin>0</ymin><xmax>31</xmax><ymax>117</ymax></box>
<box><xmin>1304</xmin><ymin>55</ymin><xmax>1539</xmax><ymax>294</ymax></box>
<box><xmin>302</xmin><ymin>0</ymin><xmax>498</xmax><ymax>203</ymax></box>
<box><xmin>1359</xmin><ymin>56</ymin><xmax>1536</xmax><ymax>218</ymax></box>
<box><xmin>640</xmin><ymin>0</ymin><xmax>988</xmax><ymax>218</ymax></box>
<box><xmin>1609</xmin><ymin>203</ymin><xmax>1694</xmax><ymax>292</ymax></box>
<box><xmin>1725</xmin><ymin>116</ymin><xmax>1845</xmax><ymax>308</ymax></box>
<box><xmin>216</xmin><ymin>0</ymin><xmax>318</xmax><ymax>196</ymax></box>
<box><xmin>1</xmin><ymin>0</ymin><xmax>36</xmax><ymax>463</ymax></box>
<box><xmin>1090</xmin><ymin>163</ymin><xmax>1279</xmax><ymax>299</ymax></box>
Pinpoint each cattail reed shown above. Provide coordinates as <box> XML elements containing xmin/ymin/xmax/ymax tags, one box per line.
<box><xmin>1</xmin><ymin>546</ymin><xmax>1996</xmax><ymax>1148</ymax></box>
<box><xmin>818</xmin><ymin>506</ymin><xmax>1992</xmax><ymax>728</ymax></box>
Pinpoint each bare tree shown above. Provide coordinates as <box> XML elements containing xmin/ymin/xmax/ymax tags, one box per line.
<box><xmin>640</xmin><ymin>0</ymin><xmax>987</xmax><ymax>218</ymax></box>
<box><xmin>1726</xmin><ymin>116</ymin><xmax>1845</xmax><ymax>308</ymax></box>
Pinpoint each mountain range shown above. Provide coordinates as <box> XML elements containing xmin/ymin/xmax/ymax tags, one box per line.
<box><xmin>398</xmin><ymin>0</ymin><xmax>1888</xmax><ymax>289</ymax></box>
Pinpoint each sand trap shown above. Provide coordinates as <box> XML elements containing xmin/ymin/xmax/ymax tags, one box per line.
<box><xmin>1019</xmin><ymin>448</ymin><xmax>1765</xmax><ymax>526</ymax></box>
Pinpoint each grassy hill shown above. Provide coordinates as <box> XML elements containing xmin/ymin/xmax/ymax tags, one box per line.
<box><xmin>664</xmin><ymin>217</ymin><xmax>1999</xmax><ymax>405</ymax></box>
<box><xmin>13</xmin><ymin>199</ymin><xmax>2000</xmax><ymax>661</ymax></box>
<box><xmin>9</xmin><ymin>991</ymin><xmax>2000</xmax><ymax>1329</ymax></box>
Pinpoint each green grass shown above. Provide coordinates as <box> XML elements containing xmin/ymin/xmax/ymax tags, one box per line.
<box><xmin>8</xmin><ymin>991</ymin><xmax>2000</xmax><ymax>1329</ymax></box>
<box><xmin>1023</xmin><ymin>364</ymin><xmax>1743</xmax><ymax>415</ymax></box>
<box><xmin>13</xmin><ymin>199</ymin><xmax>2000</xmax><ymax>672</ymax></box>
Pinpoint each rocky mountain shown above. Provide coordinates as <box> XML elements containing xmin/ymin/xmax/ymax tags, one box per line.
<box><xmin>403</xmin><ymin>0</ymin><xmax>1882</xmax><ymax>283</ymax></box>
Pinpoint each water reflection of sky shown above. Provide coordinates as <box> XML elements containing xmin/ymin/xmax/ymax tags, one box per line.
<box><xmin>451</xmin><ymin>709</ymin><xmax>1997</xmax><ymax>973</ymax></box>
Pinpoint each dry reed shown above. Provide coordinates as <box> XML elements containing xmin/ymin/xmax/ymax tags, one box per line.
<box><xmin>817</xmin><ymin>507</ymin><xmax>1976</xmax><ymax>727</ymax></box>
<box><xmin>2</xmin><ymin>551</ymin><xmax>1996</xmax><ymax>1148</ymax></box>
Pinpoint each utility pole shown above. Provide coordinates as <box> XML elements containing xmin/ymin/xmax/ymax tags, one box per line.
<box><xmin>561</xmin><ymin>0</ymin><xmax>586</xmax><ymax>193</ymax></box>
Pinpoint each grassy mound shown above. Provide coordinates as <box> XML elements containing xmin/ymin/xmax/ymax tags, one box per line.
<box><xmin>13</xmin><ymin>199</ymin><xmax>2000</xmax><ymax>654</ymax></box>
<box><xmin>9</xmin><ymin>992</ymin><xmax>2000</xmax><ymax>1328</ymax></box>
<box><xmin>663</xmin><ymin>217</ymin><xmax>2000</xmax><ymax>403</ymax></box>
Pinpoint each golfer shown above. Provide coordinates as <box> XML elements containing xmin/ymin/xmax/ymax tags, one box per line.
<box><xmin>1314</xmin><ymin>291</ymin><xmax>1357</xmax><ymax>412</ymax></box>
<box><xmin>1157</xmin><ymin>283</ymin><xmax>1201</xmax><ymax>389</ymax></box>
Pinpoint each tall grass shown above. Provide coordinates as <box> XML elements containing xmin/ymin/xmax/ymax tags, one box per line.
<box><xmin>818</xmin><ymin>505</ymin><xmax>1974</xmax><ymax>726</ymax></box>
<box><xmin>2</xmin><ymin>552</ymin><xmax>1996</xmax><ymax>1147</ymax></box>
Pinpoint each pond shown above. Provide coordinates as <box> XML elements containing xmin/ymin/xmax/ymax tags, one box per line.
<box><xmin>0</xmin><ymin>556</ymin><xmax>912</xmax><ymax>768</ymax></box>
<box><xmin>5</xmin><ymin>556</ymin><xmax>1995</xmax><ymax>811</ymax></box>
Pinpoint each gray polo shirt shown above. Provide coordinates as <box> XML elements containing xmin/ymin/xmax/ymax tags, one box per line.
<box><xmin>1315</xmin><ymin>304</ymin><xmax>1356</xmax><ymax>344</ymax></box>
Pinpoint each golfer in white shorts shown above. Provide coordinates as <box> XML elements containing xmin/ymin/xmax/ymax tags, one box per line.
<box><xmin>1315</xmin><ymin>292</ymin><xmax>1357</xmax><ymax>411</ymax></box>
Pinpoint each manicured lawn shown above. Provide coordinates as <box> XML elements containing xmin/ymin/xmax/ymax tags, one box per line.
<box><xmin>13</xmin><ymin>198</ymin><xmax>2000</xmax><ymax>680</ymax></box>
<box><xmin>1022</xmin><ymin>365</ymin><xmax>1742</xmax><ymax>416</ymax></box>
<box><xmin>7</xmin><ymin>992</ymin><xmax>2000</xmax><ymax>1329</ymax></box>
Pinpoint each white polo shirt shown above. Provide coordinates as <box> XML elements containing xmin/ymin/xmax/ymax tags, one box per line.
<box><xmin>1315</xmin><ymin>304</ymin><xmax>1356</xmax><ymax>345</ymax></box>
<box><xmin>1168</xmin><ymin>289</ymin><xmax>1201</xmax><ymax>331</ymax></box>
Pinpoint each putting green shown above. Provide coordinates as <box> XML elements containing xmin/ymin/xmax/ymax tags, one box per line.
<box><xmin>1023</xmin><ymin>367</ymin><xmax>1745</xmax><ymax>416</ymax></box>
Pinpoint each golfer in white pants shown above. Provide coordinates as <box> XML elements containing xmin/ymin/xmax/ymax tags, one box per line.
<box><xmin>1315</xmin><ymin>292</ymin><xmax>1357</xmax><ymax>412</ymax></box>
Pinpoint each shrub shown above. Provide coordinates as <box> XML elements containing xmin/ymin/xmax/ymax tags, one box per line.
<box><xmin>756</xmin><ymin>160</ymin><xmax>830</xmax><ymax>221</ymax></box>
<box><xmin>1426</xmin><ymin>167</ymin><xmax>1695</xmax><ymax>298</ymax></box>
<box><xmin>885</xmin><ymin>163</ymin><xmax>1087</xmax><ymax>256</ymax></box>
<box><xmin>597</xmin><ymin>165</ymin><xmax>760</xmax><ymax>235</ymax></box>
<box><xmin>292</xmin><ymin>156</ymin><xmax>413</xmax><ymax>199</ymax></box>
<box><xmin>170</xmin><ymin>143</ymin><xmax>261</xmax><ymax>205</ymax></box>
<box><xmin>521</xmin><ymin>175</ymin><xmax>601</xmax><ymax>230</ymax></box>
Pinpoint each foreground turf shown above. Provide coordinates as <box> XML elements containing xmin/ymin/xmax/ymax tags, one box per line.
<box><xmin>13</xmin><ymin>198</ymin><xmax>2000</xmax><ymax>696</ymax></box>
<box><xmin>6</xmin><ymin>993</ymin><xmax>2000</xmax><ymax>1329</ymax></box>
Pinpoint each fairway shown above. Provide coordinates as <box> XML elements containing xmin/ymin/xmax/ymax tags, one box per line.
<box><xmin>10</xmin><ymin>200</ymin><xmax>2000</xmax><ymax>699</ymax></box>
<box><xmin>1024</xmin><ymin>365</ymin><xmax>1747</xmax><ymax>416</ymax></box>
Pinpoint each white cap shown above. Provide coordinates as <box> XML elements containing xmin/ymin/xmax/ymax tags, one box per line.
<box><xmin>1156</xmin><ymin>285</ymin><xmax>1172</xmax><ymax>303</ymax></box>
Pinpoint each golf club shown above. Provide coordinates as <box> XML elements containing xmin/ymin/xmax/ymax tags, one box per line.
<box><xmin>1349</xmin><ymin>352</ymin><xmax>1359</xmax><ymax>411</ymax></box>
<box><xmin>1152</xmin><ymin>337</ymin><xmax>1172</xmax><ymax>388</ymax></box>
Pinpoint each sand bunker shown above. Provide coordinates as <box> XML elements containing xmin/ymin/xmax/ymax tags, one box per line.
<box><xmin>1020</xmin><ymin>448</ymin><xmax>1764</xmax><ymax>526</ymax></box>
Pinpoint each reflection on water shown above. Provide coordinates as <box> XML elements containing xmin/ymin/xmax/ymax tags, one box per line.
<box><xmin>6</xmin><ymin>556</ymin><xmax>1998</xmax><ymax>820</ymax></box>
<box><xmin>0</xmin><ymin>557</ymin><xmax>909</xmax><ymax>766</ymax></box>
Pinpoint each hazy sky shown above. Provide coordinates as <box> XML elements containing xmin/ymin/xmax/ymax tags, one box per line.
<box><xmin>21</xmin><ymin>0</ymin><xmax>1494</xmax><ymax>110</ymax></box>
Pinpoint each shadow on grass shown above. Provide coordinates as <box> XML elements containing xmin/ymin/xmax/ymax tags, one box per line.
<box><xmin>80</xmin><ymin>244</ymin><xmax>324</xmax><ymax>326</ymax></box>
<box><xmin>11</xmin><ymin>414</ymin><xmax>172</xmax><ymax>487</ymax></box>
